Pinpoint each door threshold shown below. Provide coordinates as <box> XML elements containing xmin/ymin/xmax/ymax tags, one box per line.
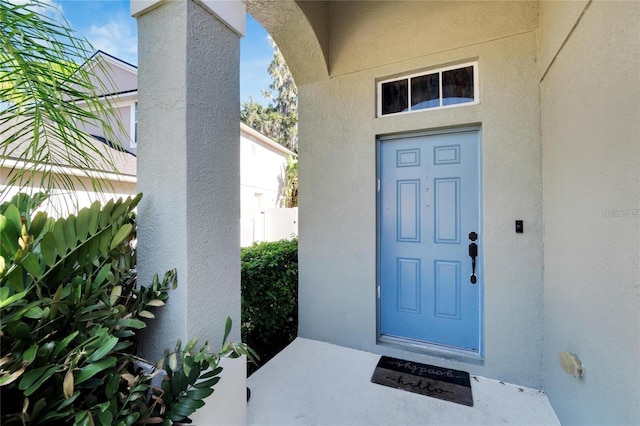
<box><xmin>378</xmin><ymin>334</ymin><xmax>484</xmax><ymax>365</ymax></box>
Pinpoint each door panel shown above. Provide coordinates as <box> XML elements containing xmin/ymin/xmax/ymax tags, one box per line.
<box><xmin>379</xmin><ymin>130</ymin><xmax>482</xmax><ymax>352</ymax></box>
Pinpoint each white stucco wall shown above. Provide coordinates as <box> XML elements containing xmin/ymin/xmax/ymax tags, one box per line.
<box><xmin>0</xmin><ymin>169</ymin><xmax>136</xmax><ymax>217</ymax></box>
<box><xmin>87</xmin><ymin>54</ymin><xmax>138</xmax><ymax>96</ymax></box>
<box><xmin>540</xmin><ymin>1</ymin><xmax>640</xmax><ymax>424</ymax></box>
<box><xmin>240</xmin><ymin>130</ymin><xmax>288</xmax><ymax>213</ymax></box>
<box><xmin>239</xmin><ymin>127</ymin><xmax>292</xmax><ymax>246</ymax></box>
<box><xmin>297</xmin><ymin>3</ymin><xmax>544</xmax><ymax>388</ymax></box>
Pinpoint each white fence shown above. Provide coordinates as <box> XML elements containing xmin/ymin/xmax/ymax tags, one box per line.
<box><xmin>241</xmin><ymin>207</ymin><xmax>298</xmax><ymax>247</ymax></box>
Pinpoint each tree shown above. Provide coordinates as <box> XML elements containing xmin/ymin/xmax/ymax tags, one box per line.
<box><xmin>283</xmin><ymin>155</ymin><xmax>298</xmax><ymax>208</ymax></box>
<box><xmin>240</xmin><ymin>96</ymin><xmax>280</xmax><ymax>142</ymax></box>
<box><xmin>241</xmin><ymin>36</ymin><xmax>298</xmax><ymax>153</ymax></box>
<box><xmin>0</xmin><ymin>0</ymin><xmax>124</xmax><ymax>203</ymax></box>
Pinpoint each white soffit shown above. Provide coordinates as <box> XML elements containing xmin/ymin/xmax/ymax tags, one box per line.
<box><xmin>131</xmin><ymin>0</ymin><xmax>246</xmax><ymax>37</ymax></box>
<box><xmin>130</xmin><ymin>0</ymin><xmax>163</xmax><ymax>17</ymax></box>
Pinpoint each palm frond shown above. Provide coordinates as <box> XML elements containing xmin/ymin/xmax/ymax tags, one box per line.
<box><xmin>0</xmin><ymin>0</ymin><xmax>129</xmax><ymax>205</ymax></box>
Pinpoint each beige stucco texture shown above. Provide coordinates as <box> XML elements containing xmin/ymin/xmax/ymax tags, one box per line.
<box><xmin>134</xmin><ymin>1</ymin><xmax>639</xmax><ymax>424</ymax></box>
<box><xmin>540</xmin><ymin>1</ymin><xmax>640</xmax><ymax>424</ymax></box>
<box><xmin>253</xmin><ymin>2</ymin><xmax>639</xmax><ymax>422</ymax></box>
<box><xmin>279</xmin><ymin>2</ymin><xmax>545</xmax><ymax>388</ymax></box>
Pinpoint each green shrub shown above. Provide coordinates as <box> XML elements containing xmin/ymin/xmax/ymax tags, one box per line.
<box><xmin>241</xmin><ymin>238</ymin><xmax>298</xmax><ymax>374</ymax></box>
<box><xmin>0</xmin><ymin>194</ymin><xmax>254</xmax><ymax>425</ymax></box>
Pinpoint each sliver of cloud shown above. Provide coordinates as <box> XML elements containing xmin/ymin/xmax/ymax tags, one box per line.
<box><xmin>8</xmin><ymin>0</ymin><xmax>65</xmax><ymax>22</ymax></box>
<box><xmin>9</xmin><ymin>0</ymin><xmax>63</xmax><ymax>12</ymax></box>
<box><xmin>88</xmin><ymin>15</ymin><xmax>137</xmax><ymax>65</ymax></box>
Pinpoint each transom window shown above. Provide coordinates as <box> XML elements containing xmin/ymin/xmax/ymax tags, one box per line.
<box><xmin>378</xmin><ymin>62</ymin><xmax>478</xmax><ymax>116</ymax></box>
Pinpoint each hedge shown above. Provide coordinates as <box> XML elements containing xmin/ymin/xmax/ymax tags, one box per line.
<box><xmin>241</xmin><ymin>238</ymin><xmax>298</xmax><ymax>375</ymax></box>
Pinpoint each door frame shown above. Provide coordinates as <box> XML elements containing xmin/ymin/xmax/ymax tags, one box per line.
<box><xmin>376</xmin><ymin>126</ymin><xmax>485</xmax><ymax>361</ymax></box>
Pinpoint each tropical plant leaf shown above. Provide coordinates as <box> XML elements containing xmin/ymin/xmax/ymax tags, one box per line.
<box><xmin>110</xmin><ymin>223</ymin><xmax>133</xmax><ymax>250</ymax></box>
<box><xmin>124</xmin><ymin>412</ymin><xmax>140</xmax><ymax>426</ymax></box>
<box><xmin>0</xmin><ymin>289</ymin><xmax>27</xmax><ymax>309</ymax></box>
<box><xmin>198</xmin><ymin>366</ymin><xmax>222</xmax><ymax>380</ymax></box>
<box><xmin>30</xmin><ymin>397</ymin><xmax>50</xmax><ymax>422</ymax></box>
<box><xmin>0</xmin><ymin>214</ymin><xmax>20</xmax><ymax>254</ymax></box>
<box><xmin>223</xmin><ymin>316</ymin><xmax>232</xmax><ymax>345</ymax></box>
<box><xmin>86</xmin><ymin>335</ymin><xmax>118</xmax><ymax>363</ymax></box>
<box><xmin>24</xmin><ymin>306</ymin><xmax>45</xmax><ymax>319</ymax></box>
<box><xmin>5</xmin><ymin>265</ymin><xmax>25</xmax><ymax>292</ymax></box>
<box><xmin>115</xmin><ymin>318</ymin><xmax>146</xmax><ymax>329</ymax></box>
<box><xmin>96</xmin><ymin>409</ymin><xmax>113</xmax><ymax>425</ymax></box>
<box><xmin>87</xmin><ymin>201</ymin><xmax>101</xmax><ymax>235</ymax></box>
<box><xmin>193</xmin><ymin>376</ymin><xmax>220</xmax><ymax>390</ymax></box>
<box><xmin>41</xmin><ymin>231</ymin><xmax>57</xmax><ymax>266</ymax></box>
<box><xmin>138</xmin><ymin>310</ymin><xmax>155</xmax><ymax>319</ymax></box>
<box><xmin>96</xmin><ymin>229</ymin><xmax>111</xmax><ymax>255</ymax></box>
<box><xmin>168</xmin><ymin>397</ymin><xmax>205</xmax><ymax>420</ymax></box>
<box><xmin>58</xmin><ymin>391</ymin><xmax>81</xmax><ymax>410</ymax></box>
<box><xmin>20</xmin><ymin>252</ymin><xmax>42</xmax><ymax>278</ymax></box>
<box><xmin>49</xmin><ymin>284</ymin><xmax>63</xmax><ymax>319</ymax></box>
<box><xmin>0</xmin><ymin>365</ymin><xmax>26</xmax><ymax>386</ymax></box>
<box><xmin>110</xmin><ymin>199</ymin><xmax>130</xmax><ymax>222</ymax></box>
<box><xmin>109</xmin><ymin>285</ymin><xmax>122</xmax><ymax>305</ymax></box>
<box><xmin>52</xmin><ymin>331</ymin><xmax>79</xmax><ymax>358</ymax></box>
<box><xmin>30</xmin><ymin>211</ymin><xmax>49</xmax><ymax>239</ymax></box>
<box><xmin>23</xmin><ymin>345</ymin><xmax>39</xmax><ymax>363</ymax></box>
<box><xmin>168</xmin><ymin>353</ymin><xmax>178</xmax><ymax>373</ymax></box>
<box><xmin>76</xmin><ymin>207</ymin><xmax>90</xmax><ymax>242</ymax></box>
<box><xmin>3</xmin><ymin>204</ymin><xmax>22</xmax><ymax>234</ymax></box>
<box><xmin>19</xmin><ymin>365</ymin><xmax>58</xmax><ymax>396</ymax></box>
<box><xmin>63</xmin><ymin>368</ymin><xmax>74</xmax><ymax>398</ymax></box>
<box><xmin>98</xmin><ymin>200</ymin><xmax>115</xmax><ymax>229</ymax></box>
<box><xmin>53</xmin><ymin>218</ymin><xmax>68</xmax><ymax>255</ymax></box>
<box><xmin>75</xmin><ymin>356</ymin><xmax>117</xmax><ymax>385</ymax></box>
<box><xmin>0</xmin><ymin>286</ymin><xmax>9</xmax><ymax>303</ymax></box>
<box><xmin>63</xmin><ymin>215</ymin><xmax>77</xmax><ymax>248</ymax></box>
<box><xmin>186</xmin><ymin>387</ymin><xmax>214</xmax><ymax>400</ymax></box>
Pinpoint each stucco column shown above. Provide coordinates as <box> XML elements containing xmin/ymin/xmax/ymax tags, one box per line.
<box><xmin>133</xmin><ymin>0</ymin><xmax>245</xmax><ymax>423</ymax></box>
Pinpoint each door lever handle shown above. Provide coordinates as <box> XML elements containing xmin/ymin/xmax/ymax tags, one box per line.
<box><xmin>468</xmin><ymin>232</ymin><xmax>478</xmax><ymax>284</ymax></box>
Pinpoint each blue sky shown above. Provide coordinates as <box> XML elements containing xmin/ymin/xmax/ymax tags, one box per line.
<box><xmin>51</xmin><ymin>0</ymin><xmax>274</xmax><ymax>105</ymax></box>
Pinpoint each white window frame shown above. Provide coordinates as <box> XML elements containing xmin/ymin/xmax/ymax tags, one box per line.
<box><xmin>130</xmin><ymin>102</ymin><xmax>138</xmax><ymax>148</ymax></box>
<box><xmin>377</xmin><ymin>61</ymin><xmax>479</xmax><ymax>117</ymax></box>
<box><xmin>110</xmin><ymin>99</ymin><xmax>137</xmax><ymax>148</ymax></box>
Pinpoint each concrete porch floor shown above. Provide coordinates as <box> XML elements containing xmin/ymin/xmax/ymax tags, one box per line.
<box><xmin>248</xmin><ymin>338</ymin><xmax>559</xmax><ymax>426</ymax></box>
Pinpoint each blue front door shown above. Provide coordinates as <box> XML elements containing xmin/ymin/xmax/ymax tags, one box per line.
<box><xmin>378</xmin><ymin>130</ymin><xmax>482</xmax><ymax>353</ymax></box>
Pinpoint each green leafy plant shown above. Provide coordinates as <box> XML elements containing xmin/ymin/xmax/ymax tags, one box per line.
<box><xmin>0</xmin><ymin>194</ymin><xmax>254</xmax><ymax>425</ymax></box>
<box><xmin>241</xmin><ymin>238</ymin><xmax>297</xmax><ymax>375</ymax></box>
<box><xmin>283</xmin><ymin>155</ymin><xmax>298</xmax><ymax>208</ymax></box>
<box><xmin>148</xmin><ymin>320</ymin><xmax>255</xmax><ymax>424</ymax></box>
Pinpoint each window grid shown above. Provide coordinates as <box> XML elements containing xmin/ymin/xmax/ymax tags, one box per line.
<box><xmin>377</xmin><ymin>61</ymin><xmax>478</xmax><ymax>117</ymax></box>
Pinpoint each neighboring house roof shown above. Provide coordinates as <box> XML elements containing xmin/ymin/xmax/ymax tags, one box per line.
<box><xmin>0</xmin><ymin>118</ymin><xmax>137</xmax><ymax>181</ymax></box>
<box><xmin>74</xmin><ymin>51</ymin><xmax>138</xmax><ymax>99</ymax></box>
<box><xmin>86</xmin><ymin>50</ymin><xmax>138</xmax><ymax>73</ymax></box>
<box><xmin>90</xmin><ymin>134</ymin><xmax>137</xmax><ymax>157</ymax></box>
<box><xmin>240</xmin><ymin>122</ymin><xmax>297</xmax><ymax>157</ymax></box>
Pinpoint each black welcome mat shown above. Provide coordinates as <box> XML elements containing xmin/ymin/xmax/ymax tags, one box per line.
<box><xmin>371</xmin><ymin>356</ymin><xmax>473</xmax><ymax>407</ymax></box>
